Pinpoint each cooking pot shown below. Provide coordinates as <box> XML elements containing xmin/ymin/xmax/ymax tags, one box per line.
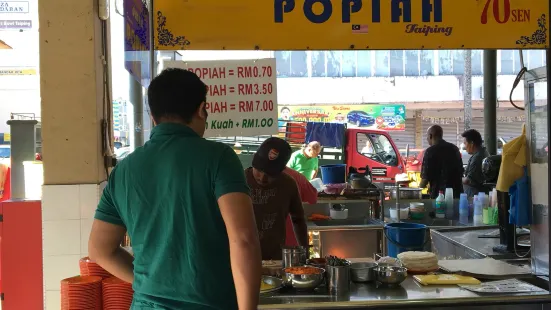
<box><xmin>390</xmin><ymin>187</ymin><xmax>422</xmax><ymax>200</ymax></box>
<box><xmin>349</xmin><ymin>173</ymin><xmax>371</xmax><ymax>189</ymax></box>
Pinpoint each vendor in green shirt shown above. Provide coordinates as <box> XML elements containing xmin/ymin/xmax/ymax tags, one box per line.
<box><xmin>287</xmin><ymin>141</ymin><xmax>321</xmax><ymax>180</ymax></box>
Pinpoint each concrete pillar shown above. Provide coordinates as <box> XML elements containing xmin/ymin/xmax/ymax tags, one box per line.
<box><xmin>39</xmin><ymin>0</ymin><xmax>110</xmax><ymax>308</ymax></box>
<box><xmin>129</xmin><ymin>74</ymin><xmax>144</xmax><ymax>147</ymax></box>
<box><xmin>414</xmin><ymin>110</ymin><xmax>423</xmax><ymax>148</ymax></box>
<box><xmin>483</xmin><ymin>50</ymin><xmax>498</xmax><ymax>155</ymax></box>
<box><xmin>7</xmin><ymin>119</ymin><xmax>37</xmax><ymax>199</ymax></box>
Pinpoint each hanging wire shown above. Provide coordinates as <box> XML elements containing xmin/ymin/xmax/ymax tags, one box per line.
<box><xmin>508</xmin><ymin>50</ymin><xmax>527</xmax><ymax>111</ymax></box>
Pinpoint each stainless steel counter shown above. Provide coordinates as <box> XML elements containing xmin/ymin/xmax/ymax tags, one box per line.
<box><xmin>431</xmin><ymin>226</ymin><xmax>529</xmax><ymax>260</ymax></box>
<box><xmin>259</xmin><ymin>277</ymin><xmax>551</xmax><ymax>309</ymax></box>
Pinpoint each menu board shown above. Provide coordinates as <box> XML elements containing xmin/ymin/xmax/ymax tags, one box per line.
<box><xmin>161</xmin><ymin>59</ymin><xmax>278</xmax><ymax>137</ymax></box>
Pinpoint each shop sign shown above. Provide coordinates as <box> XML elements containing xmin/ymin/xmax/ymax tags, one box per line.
<box><xmin>152</xmin><ymin>0</ymin><xmax>548</xmax><ymax>50</ymax></box>
<box><xmin>279</xmin><ymin>104</ymin><xmax>406</xmax><ymax>131</ymax></box>
<box><xmin>124</xmin><ymin>0</ymin><xmax>151</xmax><ymax>87</ymax></box>
<box><xmin>0</xmin><ymin>1</ymin><xmax>29</xmax><ymax>13</ymax></box>
<box><xmin>161</xmin><ymin>58</ymin><xmax>278</xmax><ymax>137</ymax></box>
<box><xmin>0</xmin><ymin>68</ymin><xmax>36</xmax><ymax>75</ymax></box>
<box><xmin>423</xmin><ymin>115</ymin><xmax>526</xmax><ymax>124</ymax></box>
<box><xmin>0</xmin><ymin>19</ymin><xmax>31</xmax><ymax>29</ymax></box>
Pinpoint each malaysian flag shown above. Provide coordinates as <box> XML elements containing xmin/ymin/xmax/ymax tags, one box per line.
<box><xmin>352</xmin><ymin>24</ymin><xmax>368</xmax><ymax>34</ymax></box>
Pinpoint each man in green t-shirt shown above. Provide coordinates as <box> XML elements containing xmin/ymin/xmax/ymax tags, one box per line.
<box><xmin>88</xmin><ymin>68</ymin><xmax>262</xmax><ymax>310</ymax></box>
<box><xmin>287</xmin><ymin>141</ymin><xmax>321</xmax><ymax>180</ymax></box>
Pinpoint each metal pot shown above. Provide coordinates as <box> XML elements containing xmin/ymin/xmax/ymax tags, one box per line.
<box><xmin>282</xmin><ymin>246</ymin><xmax>307</xmax><ymax>269</ymax></box>
<box><xmin>390</xmin><ymin>187</ymin><xmax>422</xmax><ymax>200</ymax></box>
<box><xmin>348</xmin><ymin>173</ymin><xmax>372</xmax><ymax>189</ymax></box>
<box><xmin>349</xmin><ymin>177</ymin><xmax>371</xmax><ymax>189</ymax></box>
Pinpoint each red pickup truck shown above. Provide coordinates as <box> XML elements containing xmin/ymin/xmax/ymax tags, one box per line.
<box><xmin>283</xmin><ymin>122</ymin><xmax>406</xmax><ymax>185</ymax></box>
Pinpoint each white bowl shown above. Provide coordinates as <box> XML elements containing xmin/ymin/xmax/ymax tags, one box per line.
<box><xmin>330</xmin><ymin>209</ymin><xmax>348</xmax><ymax>220</ymax></box>
<box><xmin>409</xmin><ymin>202</ymin><xmax>425</xmax><ymax>212</ymax></box>
<box><xmin>390</xmin><ymin>208</ymin><xmax>409</xmax><ymax>219</ymax></box>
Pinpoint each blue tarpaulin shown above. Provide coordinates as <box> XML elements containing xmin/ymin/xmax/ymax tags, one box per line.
<box><xmin>305</xmin><ymin>122</ymin><xmax>345</xmax><ymax>148</ymax></box>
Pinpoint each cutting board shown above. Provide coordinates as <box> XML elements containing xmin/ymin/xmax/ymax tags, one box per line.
<box><xmin>438</xmin><ymin>259</ymin><xmax>531</xmax><ymax>279</ymax></box>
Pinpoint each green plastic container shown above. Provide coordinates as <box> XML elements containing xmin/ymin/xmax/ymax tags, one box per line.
<box><xmin>410</xmin><ymin>212</ymin><xmax>425</xmax><ymax>220</ymax></box>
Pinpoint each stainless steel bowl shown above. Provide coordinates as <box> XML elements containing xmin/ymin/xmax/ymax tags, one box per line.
<box><xmin>283</xmin><ymin>266</ymin><xmax>325</xmax><ymax>290</ymax></box>
<box><xmin>375</xmin><ymin>266</ymin><xmax>407</xmax><ymax>286</ymax></box>
<box><xmin>350</xmin><ymin>262</ymin><xmax>378</xmax><ymax>283</ymax></box>
<box><xmin>282</xmin><ymin>246</ymin><xmax>307</xmax><ymax>269</ymax></box>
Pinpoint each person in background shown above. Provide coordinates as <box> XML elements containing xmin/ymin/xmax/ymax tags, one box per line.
<box><xmin>287</xmin><ymin>141</ymin><xmax>321</xmax><ymax>180</ymax></box>
<box><xmin>246</xmin><ymin>137</ymin><xmax>309</xmax><ymax>259</ymax></box>
<box><xmin>361</xmin><ymin>139</ymin><xmax>374</xmax><ymax>155</ymax></box>
<box><xmin>462</xmin><ymin>129</ymin><xmax>490</xmax><ymax>197</ymax></box>
<box><xmin>419</xmin><ymin>125</ymin><xmax>464</xmax><ymax>198</ymax></box>
<box><xmin>88</xmin><ymin>68</ymin><xmax>261</xmax><ymax>310</ymax></box>
<box><xmin>283</xmin><ymin>167</ymin><xmax>318</xmax><ymax>246</ymax></box>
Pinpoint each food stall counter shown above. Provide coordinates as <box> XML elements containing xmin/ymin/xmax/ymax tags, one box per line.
<box><xmin>258</xmin><ymin>276</ymin><xmax>551</xmax><ymax>309</ymax></box>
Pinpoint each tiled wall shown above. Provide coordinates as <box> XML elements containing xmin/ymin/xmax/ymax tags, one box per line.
<box><xmin>42</xmin><ymin>183</ymin><xmax>105</xmax><ymax>310</ymax></box>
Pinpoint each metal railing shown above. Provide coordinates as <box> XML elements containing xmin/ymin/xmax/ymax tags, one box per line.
<box><xmin>10</xmin><ymin>113</ymin><xmax>41</xmax><ymax>121</ymax></box>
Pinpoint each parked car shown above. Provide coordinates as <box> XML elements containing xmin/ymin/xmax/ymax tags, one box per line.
<box><xmin>347</xmin><ymin>111</ymin><xmax>375</xmax><ymax>127</ymax></box>
<box><xmin>0</xmin><ymin>145</ymin><xmax>10</xmax><ymax>159</ymax></box>
<box><xmin>115</xmin><ymin>147</ymin><xmax>132</xmax><ymax>160</ymax></box>
<box><xmin>400</xmin><ymin>148</ymin><xmax>425</xmax><ymax>173</ymax></box>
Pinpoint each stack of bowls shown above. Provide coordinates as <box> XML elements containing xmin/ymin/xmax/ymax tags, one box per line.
<box><xmin>409</xmin><ymin>202</ymin><xmax>425</xmax><ymax>220</ymax></box>
<box><xmin>102</xmin><ymin>277</ymin><xmax>134</xmax><ymax>309</ymax></box>
<box><xmin>60</xmin><ymin>276</ymin><xmax>102</xmax><ymax>310</ymax></box>
<box><xmin>79</xmin><ymin>257</ymin><xmax>112</xmax><ymax>278</ymax></box>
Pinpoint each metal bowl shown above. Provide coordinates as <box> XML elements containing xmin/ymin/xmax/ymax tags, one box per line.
<box><xmin>375</xmin><ymin>265</ymin><xmax>407</xmax><ymax>286</ymax></box>
<box><xmin>283</xmin><ymin>266</ymin><xmax>325</xmax><ymax>290</ymax></box>
<box><xmin>306</xmin><ymin>258</ymin><xmax>327</xmax><ymax>269</ymax></box>
<box><xmin>260</xmin><ymin>275</ymin><xmax>283</xmax><ymax>294</ymax></box>
<box><xmin>350</xmin><ymin>262</ymin><xmax>378</xmax><ymax>283</ymax></box>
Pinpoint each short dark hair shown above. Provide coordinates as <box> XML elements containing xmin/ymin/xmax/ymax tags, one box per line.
<box><xmin>461</xmin><ymin>129</ymin><xmax>483</xmax><ymax>147</ymax></box>
<box><xmin>428</xmin><ymin>125</ymin><xmax>443</xmax><ymax>139</ymax></box>
<box><xmin>147</xmin><ymin>68</ymin><xmax>207</xmax><ymax>123</ymax></box>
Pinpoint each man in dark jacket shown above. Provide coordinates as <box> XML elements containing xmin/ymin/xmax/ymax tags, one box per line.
<box><xmin>420</xmin><ymin>125</ymin><xmax>464</xmax><ymax>198</ymax></box>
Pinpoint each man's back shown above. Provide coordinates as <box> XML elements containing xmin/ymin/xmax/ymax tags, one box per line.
<box><xmin>421</xmin><ymin>140</ymin><xmax>464</xmax><ymax>198</ymax></box>
<box><xmin>95</xmin><ymin>123</ymin><xmax>249</xmax><ymax>309</ymax></box>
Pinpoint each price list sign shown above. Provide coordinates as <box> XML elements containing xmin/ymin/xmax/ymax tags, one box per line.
<box><xmin>162</xmin><ymin>59</ymin><xmax>278</xmax><ymax>138</ymax></box>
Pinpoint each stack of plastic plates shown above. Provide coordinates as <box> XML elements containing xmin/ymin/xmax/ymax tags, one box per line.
<box><xmin>79</xmin><ymin>257</ymin><xmax>112</xmax><ymax>278</ymax></box>
<box><xmin>102</xmin><ymin>277</ymin><xmax>134</xmax><ymax>309</ymax></box>
<box><xmin>61</xmin><ymin>276</ymin><xmax>102</xmax><ymax>310</ymax></box>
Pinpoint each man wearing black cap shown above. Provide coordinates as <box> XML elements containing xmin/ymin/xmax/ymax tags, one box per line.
<box><xmin>247</xmin><ymin>137</ymin><xmax>309</xmax><ymax>260</ymax></box>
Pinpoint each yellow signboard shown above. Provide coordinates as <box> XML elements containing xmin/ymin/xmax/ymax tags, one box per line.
<box><xmin>153</xmin><ymin>0</ymin><xmax>548</xmax><ymax>50</ymax></box>
<box><xmin>0</xmin><ymin>68</ymin><xmax>36</xmax><ymax>76</ymax></box>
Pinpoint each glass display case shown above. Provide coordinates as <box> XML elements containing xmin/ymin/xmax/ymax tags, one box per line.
<box><xmin>525</xmin><ymin>66</ymin><xmax>549</xmax><ymax>277</ymax></box>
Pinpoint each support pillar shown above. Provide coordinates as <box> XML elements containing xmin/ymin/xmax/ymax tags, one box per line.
<box><xmin>39</xmin><ymin>0</ymin><xmax>110</xmax><ymax>308</ymax></box>
<box><xmin>483</xmin><ymin>50</ymin><xmax>498</xmax><ymax>155</ymax></box>
<box><xmin>464</xmin><ymin>50</ymin><xmax>472</xmax><ymax>131</ymax></box>
<box><xmin>129</xmin><ymin>74</ymin><xmax>144</xmax><ymax>148</ymax></box>
<box><xmin>7</xmin><ymin>119</ymin><xmax>38</xmax><ymax>199</ymax></box>
<box><xmin>414</xmin><ymin>110</ymin><xmax>423</xmax><ymax>148</ymax></box>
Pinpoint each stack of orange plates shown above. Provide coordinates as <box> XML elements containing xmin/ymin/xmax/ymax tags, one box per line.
<box><xmin>102</xmin><ymin>277</ymin><xmax>134</xmax><ymax>309</ymax></box>
<box><xmin>79</xmin><ymin>257</ymin><xmax>112</xmax><ymax>278</ymax></box>
<box><xmin>61</xmin><ymin>276</ymin><xmax>102</xmax><ymax>310</ymax></box>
